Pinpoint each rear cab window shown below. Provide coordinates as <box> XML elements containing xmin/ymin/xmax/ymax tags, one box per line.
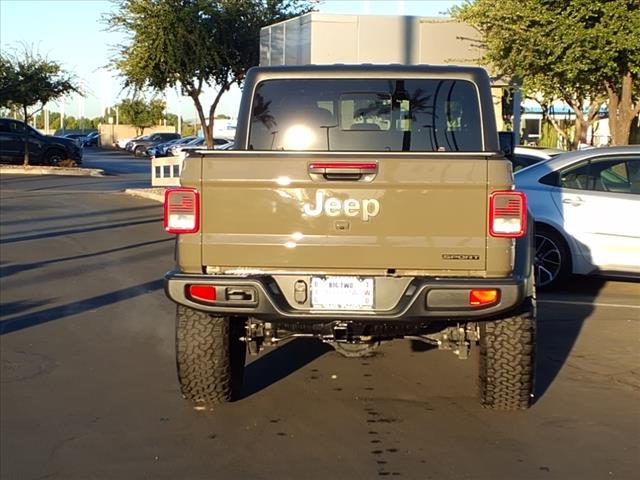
<box><xmin>248</xmin><ymin>78</ymin><xmax>482</xmax><ymax>152</ymax></box>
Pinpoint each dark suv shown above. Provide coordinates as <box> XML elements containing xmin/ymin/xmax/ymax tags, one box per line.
<box><xmin>0</xmin><ymin>118</ymin><xmax>83</xmax><ymax>165</ymax></box>
<box><xmin>126</xmin><ymin>132</ymin><xmax>181</xmax><ymax>157</ymax></box>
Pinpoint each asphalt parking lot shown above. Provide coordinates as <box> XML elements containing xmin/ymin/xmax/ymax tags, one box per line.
<box><xmin>1</xmin><ymin>149</ymin><xmax>639</xmax><ymax>480</ymax></box>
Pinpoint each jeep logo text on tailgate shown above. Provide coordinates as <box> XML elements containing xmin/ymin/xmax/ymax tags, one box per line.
<box><xmin>303</xmin><ymin>191</ymin><xmax>380</xmax><ymax>221</ymax></box>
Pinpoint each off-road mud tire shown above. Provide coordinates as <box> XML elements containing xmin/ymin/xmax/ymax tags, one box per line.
<box><xmin>478</xmin><ymin>299</ymin><xmax>536</xmax><ymax>410</ymax></box>
<box><xmin>176</xmin><ymin>305</ymin><xmax>247</xmax><ymax>405</ymax></box>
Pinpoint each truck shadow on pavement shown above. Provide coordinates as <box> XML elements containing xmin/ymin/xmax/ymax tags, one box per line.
<box><xmin>0</xmin><ymin>299</ymin><xmax>52</xmax><ymax>317</ymax></box>
<box><xmin>25</xmin><ymin>180</ymin><xmax>110</xmax><ymax>192</ymax></box>
<box><xmin>240</xmin><ymin>338</ymin><xmax>332</xmax><ymax>400</ymax></box>
<box><xmin>0</xmin><ymin>217</ymin><xmax>162</xmax><ymax>245</ymax></box>
<box><xmin>534</xmin><ymin>276</ymin><xmax>605</xmax><ymax>403</ymax></box>
<box><xmin>0</xmin><ymin>239</ymin><xmax>172</xmax><ymax>279</ymax></box>
<box><xmin>0</xmin><ymin>204</ymin><xmax>159</xmax><ymax>227</ymax></box>
<box><xmin>0</xmin><ymin>279</ymin><xmax>164</xmax><ymax>335</ymax></box>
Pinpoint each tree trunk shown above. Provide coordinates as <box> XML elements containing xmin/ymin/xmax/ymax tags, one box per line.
<box><xmin>22</xmin><ymin>105</ymin><xmax>30</xmax><ymax>167</ymax></box>
<box><xmin>606</xmin><ymin>73</ymin><xmax>640</xmax><ymax>146</ymax></box>
<box><xmin>566</xmin><ymin>98</ymin><xmax>602</xmax><ymax>151</ymax></box>
<box><xmin>532</xmin><ymin>98</ymin><xmax>571</xmax><ymax>148</ymax></box>
<box><xmin>544</xmin><ymin>113</ymin><xmax>571</xmax><ymax>146</ymax></box>
<box><xmin>190</xmin><ymin>93</ymin><xmax>213</xmax><ymax>148</ymax></box>
<box><xmin>573</xmin><ymin>117</ymin><xmax>586</xmax><ymax>150</ymax></box>
<box><xmin>207</xmin><ymin>82</ymin><xmax>230</xmax><ymax>149</ymax></box>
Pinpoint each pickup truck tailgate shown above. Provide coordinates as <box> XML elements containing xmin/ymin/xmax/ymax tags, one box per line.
<box><xmin>198</xmin><ymin>152</ymin><xmax>489</xmax><ymax>272</ymax></box>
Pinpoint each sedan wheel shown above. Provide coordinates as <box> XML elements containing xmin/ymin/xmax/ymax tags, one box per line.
<box><xmin>45</xmin><ymin>149</ymin><xmax>66</xmax><ymax>166</ymax></box>
<box><xmin>534</xmin><ymin>227</ymin><xmax>570</xmax><ymax>289</ymax></box>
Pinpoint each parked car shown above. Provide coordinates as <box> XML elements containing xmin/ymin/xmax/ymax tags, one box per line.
<box><xmin>168</xmin><ymin>137</ymin><xmax>230</xmax><ymax>156</ymax></box>
<box><xmin>146</xmin><ymin>142</ymin><xmax>169</xmax><ymax>158</ymax></box>
<box><xmin>82</xmin><ymin>131</ymin><xmax>100</xmax><ymax>147</ymax></box>
<box><xmin>61</xmin><ymin>133</ymin><xmax>89</xmax><ymax>147</ymax></box>
<box><xmin>117</xmin><ymin>135</ymin><xmax>141</xmax><ymax>149</ymax></box>
<box><xmin>146</xmin><ymin>139</ymin><xmax>178</xmax><ymax>158</ymax></box>
<box><xmin>168</xmin><ymin>137</ymin><xmax>205</xmax><ymax>157</ymax></box>
<box><xmin>512</xmin><ymin>146</ymin><xmax>564</xmax><ymax>172</ymax></box>
<box><xmin>126</xmin><ymin>132</ymin><xmax>181</xmax><ymax>157</ymax></box>
<box><xmin>0</xmin><ymin>118</ymin><xmax>83</xmax><ymax>165</ymax></box>
<box><xmin>148</xmin><ymin>136</ymin><xmax>197</xmax><ymax>157</ymax></box>
<box><xmin>515</xmin><ymin>146</ymin><xmax>640</xmax><ymax>288</ymax></box>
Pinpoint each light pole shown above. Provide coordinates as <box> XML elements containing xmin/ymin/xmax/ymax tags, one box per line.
<box><xmin>60</xmin><ymin>100</ymin><xmax>65</xmax><ymax>135</ymax></box>
<box><xmin>177</xmin><ymin>95</ymin><xmax>182</xmax><ymax>135</ymax></box>
<box><xmin>109</xmin><ymin>109</ymin><xmax>114</xmax><ymax>147</ymax></box>
<box><xmin>511</xmin><ymin>77</ymin><xmax>522</xmax><ymax>146</ymax></box>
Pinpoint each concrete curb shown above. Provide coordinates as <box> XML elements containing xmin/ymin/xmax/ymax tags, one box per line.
<box><xmin>0</xmin><ymin>165</ymin><xmax>105</xmax><ymax>177</ymax></box>
<box><xmin>124</xmin><ymin>188</ymin><xmax>165</xmax><ymax>203</ymax></box>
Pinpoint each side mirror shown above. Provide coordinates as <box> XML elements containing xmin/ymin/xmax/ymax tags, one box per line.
<box><xmin>498</xmin><ymin>131</ymin><xmax>515</xmax><ymax>161</ymax></box>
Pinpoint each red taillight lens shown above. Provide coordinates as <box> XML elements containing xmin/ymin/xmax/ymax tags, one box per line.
<box><xmin>469</xmin><ymin>289</ymin><xmax>500</xmax><ymax>306</ymax></box>
<box><xmin>187</xmin><ymin>285</ymin><xmax>217</xmax><ymax>303</ymax></box>
<box><xmin>164</xmin><ymin>188</ymin><xmax>199</xmax><ymax>233</ymax></box>
<box><xmin>489</xmin><ymin>191</ymin><xmax>526</xmax><ymax>238</ymax></box>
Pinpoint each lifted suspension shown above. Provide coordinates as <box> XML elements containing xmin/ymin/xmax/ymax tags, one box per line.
<box><xmin>240</xmin><ymin>319</ymin><xmax>479</xmax><ymax>359</ymax></box>
<box><xmin>408</xmin><ymin>323</ymin><xmax>479</xmax><ymax>359</ymax></box>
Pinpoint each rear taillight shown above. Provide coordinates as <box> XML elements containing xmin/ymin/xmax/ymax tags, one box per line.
<box><xmin>489</xmin><ymin>191</ymin><xmax>526</xmax><ymax>238</ymax></box>
<box><xmin>164</xmin><ymin>188</ymin><xmax>199</xmax><ymax>233</ymax></box>
<box><xmin>187</xmin><ymin>285</ymin><xmax>216</xmax><ymax>303</ymax></box>
<box><xmin>469</xmin><ymin>289</ymin><xmax>500</xmax><ymax>306</ymax></box>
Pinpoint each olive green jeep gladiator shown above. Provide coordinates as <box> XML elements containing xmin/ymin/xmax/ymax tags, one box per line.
<box><xmin>164</xmin><ymin>65</ymin><xmax>536</xmax><ymax>410</ymax></box>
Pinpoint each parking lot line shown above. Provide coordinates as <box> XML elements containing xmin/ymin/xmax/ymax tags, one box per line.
<box><xmin>539</xmin><ymin>299</ymin><xmax>640</xmax><ymax>309</ymax></box>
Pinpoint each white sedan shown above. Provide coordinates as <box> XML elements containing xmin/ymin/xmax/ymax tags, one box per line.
<box><xmin>515</xmin><ymin>146</ymin><xmax>640</xmax><ymax>289</ymax></box>
<box><xmin>116</xmin><ymin>135</ymin><xmax>144</xmax><ymax>150</ymax></box>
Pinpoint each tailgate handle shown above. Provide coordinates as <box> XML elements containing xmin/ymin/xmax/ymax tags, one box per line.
<box><xmin>225</xmin><ymin>287</ymin><xmax>256</xmax><ymax>303</ymax></box>
<box><xmin>308</xmin><ymin>162</ymin><xmax>377</xmax><ymax>181</ymax></box>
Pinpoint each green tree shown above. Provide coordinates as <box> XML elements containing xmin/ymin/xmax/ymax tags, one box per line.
<box><xmin>106</xmin><ymin>0</ymin><xmax>314</xmax><ymax>148</ymax></box>
<box><xmin>116</xmin><ymin>97</ymin><xmax>166</xmax><ymax>135</ymax></box>
<box><xmin>0</xmin><ymin>46</ymin><xmax>82</xmax><ymax>164</ymax></box>
<box><xmin>49</xmin><ymin>111</ymin><xmax>61</xmax><ymax>130</ymax></box>
<box><xmin>453</xmin><ymin>0</ymin><xmax>640</xmax><ymax>147</ymax></box>
<box><xmin>181</xmin><ymin>122</ymin><xmax>198</xmax><ymax>137</ymax></box>
<box><xmin>166</xmin><ymin>112</ymin><xmax>179</xmax><ymax>127</ymax></box>
<box><xmin>595</xmin><ymin>1</ymin><xmax>640</xmax><ymax>145</ymax></box>
<box><xmin>63</xmin><ymin>116</ymin><xmax>79</xmax><ymax>131</ymax></box>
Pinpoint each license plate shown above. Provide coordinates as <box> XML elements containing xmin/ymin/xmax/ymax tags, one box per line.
<box><xmin>310</xmin><ymin>276</ymin><xmax>374</xmax><ymax>310</ymax></box>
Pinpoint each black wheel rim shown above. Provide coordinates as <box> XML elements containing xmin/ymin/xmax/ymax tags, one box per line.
<box><xmin>534</xmin><ymin>233</ymin><xmax>563</xmax><ymax>287</ymax></box>
<box><xmin>49</xmin><ymin>154</ymin><xmax>64</xmax><ymax>165</ymax></box>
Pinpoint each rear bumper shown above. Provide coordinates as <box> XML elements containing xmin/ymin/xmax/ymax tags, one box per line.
<box><xmin>164</xmin><ymin>272</ymin><xmax>532</xmax><ymax>322</ymax></box>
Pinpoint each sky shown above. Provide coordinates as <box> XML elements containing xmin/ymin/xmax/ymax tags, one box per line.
<box><xmin>0</xmin><ymin>0</ymin><xmax>463</xmax><ymax>120</ymax></box>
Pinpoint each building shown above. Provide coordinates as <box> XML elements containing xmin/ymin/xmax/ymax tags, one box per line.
<box><xmin>259</xmin><ymin>13</ymin><xmax>519</xmax><ymax>138</ymax></box>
